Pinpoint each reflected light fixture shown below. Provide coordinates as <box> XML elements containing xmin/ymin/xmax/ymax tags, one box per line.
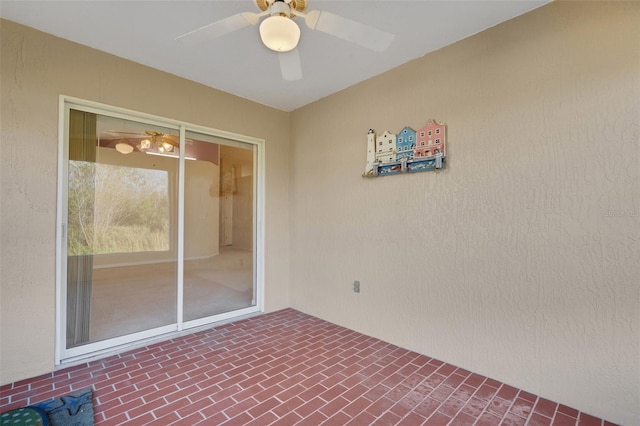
<box><xmin>259</xmin><ymin>15</ymin><xmax>300</xmax><ymax>52</ymax></box>
<box><xmin>115</xmin><ymin>141</ymin><xmax>134</xmax><ymax>154</ymax></box>
<box><xmin>138</xmin><ymin>139</ymin><xmax>152</xmax><ymax>150</ymax></box>
<box><xmin>137</xmin><ymin>133</ymin><xmax>175</xmax><ymax>153</ymax></box>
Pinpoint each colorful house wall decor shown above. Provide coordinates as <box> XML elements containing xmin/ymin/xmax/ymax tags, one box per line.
<box><xmin>364</xmin><ymin>120</ymin><xmax>446</xmax><ymax>177</ymax></box>
<box><xmin>396</xmin><ymin>126</ymin><xmax>416</xmax><ymax>161</ymax></box>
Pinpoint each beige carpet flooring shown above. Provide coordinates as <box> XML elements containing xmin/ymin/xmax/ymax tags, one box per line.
<box><xmin>88</xmin><ymin>248</ymin><xmax>253</xmax><ymax>343</ymax></box>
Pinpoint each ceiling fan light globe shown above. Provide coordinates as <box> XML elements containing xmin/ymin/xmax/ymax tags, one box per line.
<box><xmin>115</xmin><ymin>142</ymin><xmax>134</xmax><ymax>154</ymax></box>
<box><xmin>259</xmin><ymin>16</ymin><xmax>300</xmax><ymax>52</ymax></box>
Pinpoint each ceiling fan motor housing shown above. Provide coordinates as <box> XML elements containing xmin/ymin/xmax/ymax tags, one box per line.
<box><xmin>255</xmin><ymin>0</ymin><xmax>307</xmax><ymax>14</ymax></box>
<box><xmin>269</xmin><ymin>1</ymin><xmax>292</xmax><ymax>17</ymax></box>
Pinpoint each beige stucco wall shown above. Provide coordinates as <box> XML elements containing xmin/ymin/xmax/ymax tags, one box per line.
<box><xmin>0</xmin><ymin>19</ymin><xmax>291</xmax><ymax>385</ymax></box>
<box><xmin>290</xmin><ymin>2</ymin><xmax>638</xmax><ymax>425</ymax></box>
<box><xmin>2</xmin><ymin>1</ymin><xmax>639</xmax><ymax>423</ymax></box>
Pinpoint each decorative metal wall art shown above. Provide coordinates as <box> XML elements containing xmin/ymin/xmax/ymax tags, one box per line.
<box><xmin>364</xmin><ymin>120</ymin><xmax>446</xmax><ymax>177</ymax></box>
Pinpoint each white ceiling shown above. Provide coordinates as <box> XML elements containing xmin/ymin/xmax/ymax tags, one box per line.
<box><xmin>0</xmin><ymin>0</ymin><xmax>550</xmax><ymax>112</ymax></box>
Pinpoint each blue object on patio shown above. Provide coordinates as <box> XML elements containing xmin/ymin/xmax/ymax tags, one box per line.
<box><xmin>0</xmin><ymin>406</ymin><xmax>49</xmax><ymax>425</ymax></box>
<box><xmin>31</xmin><ymin>389</ymin><xmax>94</xmax><ymax>426</ymax></box>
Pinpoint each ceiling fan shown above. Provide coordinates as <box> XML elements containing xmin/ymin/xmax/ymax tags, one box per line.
<box><xmin>137</xmin><ymin>131</ymin><xmax>179</xmax><ymax>153</ymax></box>
<box><xmin>106</xmin><ymin>130</ymin><xmax>179</xmax><ymax>154</ymax></box>
<box><xmin>175</xmin><ymin>0</ymin><xmax>395</xmax><ymax>81</ymax></box>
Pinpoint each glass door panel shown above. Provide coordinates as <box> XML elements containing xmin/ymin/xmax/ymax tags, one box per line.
<box><xmin>61</xmin><ymin>99</ymin><xmax>263</xmax><ymax>362</ymax></box>
<box><xmin>66</xmin><ymin>111</ymin><xmax>179</xmax><ymax>347</ymax></box>
<box><xmin>183</xmin><ymin>131</ymin><xmax>256</xmax><ymax>321</ymax></box>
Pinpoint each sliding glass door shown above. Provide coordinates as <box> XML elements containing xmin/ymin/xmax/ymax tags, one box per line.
<box><xmin>183</xmin><ymin>132</ymin><xmax>257</xmax><ymax>323</ymax></box>
<box><xmin>58</xmin><ymin>99</ymin><xmax>263</xmax><ymax>361</ymax></box>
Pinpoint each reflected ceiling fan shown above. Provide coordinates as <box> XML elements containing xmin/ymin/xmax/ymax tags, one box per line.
<box><xmin>106</xmin><ymin>130</ymin><xmax>179</xmax><ymax>154</ymax></box>
<box><xmin>136</xmin><ymin>131</ymin><xmax>179</xmax><ymax>153</ymax></box>
<box><xmin>175</xmin><ymin>0</ymin><xmax>395</xmax><ymax>81</ymax></box>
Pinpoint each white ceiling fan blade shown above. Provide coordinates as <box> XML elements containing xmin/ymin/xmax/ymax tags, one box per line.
<box><xmin>305</xmin><ymin>10</ymin><xmax>395</xmax><ymax>52</ymax></box>
<box><xmin>279</xmin><ymin>50</ymin><xmax>303</xmax><ymax>81</ymax></box>
<box><xmin>175</xmin><ymin>12</ymin><xmax>261</xmax><ymax>46</ymax></box>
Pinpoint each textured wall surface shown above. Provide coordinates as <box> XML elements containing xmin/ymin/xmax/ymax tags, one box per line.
<box><xmin>0</xmin><ymin>19</ymin><xmax>291</xmax><ymax>385</ymax></box>
<box><xmin>2</xmin><ymin>2</ymin><xmax>639</xmax><ymax>422</ymax></box>
<box><xmin>290</xmin><ymin>2</ymin><xmax>639</xmax><ymax>424</ymax></box>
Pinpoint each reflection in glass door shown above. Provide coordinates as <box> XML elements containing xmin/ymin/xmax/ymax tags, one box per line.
<box><xmin>183</xmin><ymin>131</ymin><xmax>256</xmax><ymax>322</ymax></box>
<box><xmin>60</xmin><ymin>100</ymin><xmax>262</xmax><ymax>362</ymax></box>
<box><xmin>65</xmin><ymin>110</ymin><xmax>179</xmax><ymax>348</ymax></box>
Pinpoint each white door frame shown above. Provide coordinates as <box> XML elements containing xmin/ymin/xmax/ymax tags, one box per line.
<box><xmin>55</xmin><ymin>96</ymin><xmax>265</xmax><ymax>365</ymax></box>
